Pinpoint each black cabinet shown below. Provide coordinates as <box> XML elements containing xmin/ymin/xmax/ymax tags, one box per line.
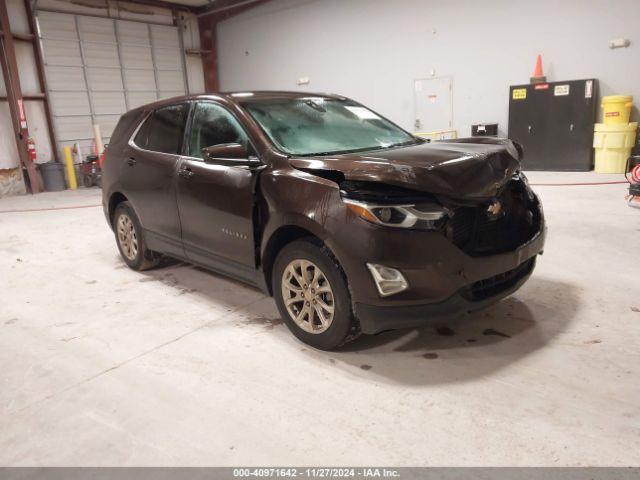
<box><xmin>508</xmin><ymin>79</ymin><xmax>598</xmax><ymax>171</ymax></box>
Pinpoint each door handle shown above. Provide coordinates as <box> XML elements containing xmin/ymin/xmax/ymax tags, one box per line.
<box><xmin>528</xmin><ymin>125</ymin><xmax>533</xmax><ymax>134</ymax></box>
<box><xmin>178</xmin><ymin>166</ymin><xmax>194</xmax><ymax>179</ymax></box>
<box><xmin>127</xmin><ymin>157</ymin><xmax>136</xmax><ymax>166</ymax></box>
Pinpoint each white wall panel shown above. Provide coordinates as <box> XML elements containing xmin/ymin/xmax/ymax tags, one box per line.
<box><xmin>115</xmin><ymin>5</ymin><xmax>173</xmax><ymax>25</ymax></box>
<box><xmin>54</xmin><ymin>116</ymin><xmax>93</xmax><ymax>141</ymax></box>
<box><xmin>37</xmin><ymin>0</ymin><xmax>109</xmax><ymax>18</ymax></box>
<box><xmin>41</xmin><ymin>39</ymin><xmax>82</xmax><ymax>66</ymax></box>
<box><xmin>158</xmin><ymin>91</ymin><xmax>184</xmax><ymax>100</ymax></box>
<box><xmin>49</xmin><ymin>91</ymin><xmax>91</xmax><ymax>116</ymax></box>
<box><xmin>77</xmin><ymin>16</ymin><xmax>116</xmax><ymax>44</ymax></box>
<box><xmin>150</xmin><ymin>25</ymin><xmax>180</xmax><ymax>48</ymax></box>
<box><xmin>15</xmin><ymin>41</ymin><xmax>40</xmax><ymax>96</ymax></box>
<box><xmin>44</xmin><ymin>66</ymin><xmax>85</xmax><ymax>91</ymax></box>
<box><xmin>6</xmin><ymin>0</ymin><xmax>30</xmax><ymax>36</ymax></box>
<box><xmin>82</xmin><ymin>43</ymin><xmax>120</xmax><ymax>68</ymax></box>
<box><xmin>124</xmin><ymin>69</ymin><xmax>156</xmax><ymax>91</ymax></box>
<box><xmin>127</xmin><ymin>92</ymin><xmax>158</xmax><ymax>109</ymax></box>
<box><xmin>94</xmin><ymin>115</ymin><xmax>121</xmax><ymax>138</ymax></box>
<box><xmin>153</xmin><ymin>48</ymin><xmax>183</xmax><ymax>71</ymax></box>
<box><xmin>92</xmin><ymin>92</ymin><xmax>127</xmax><ymax>115</ymax></box>
<box><xmin>117</xmin><ymin>20</ymin><xmax>151</xmax><ymax>46</ymax></box>
<box><xmin>120</xmin><ymin>46</ymin><xmax>154</xmax><ymax>69</ymax></box>
<box><xmin>157</xmin><ymin>70</ymin><xmax>184</xmax><ymax>91</ymax></box>
<box><xmin>37</xmin><ymin>11</ymin><xmax>77</xmax><ymax>40</ymax></box>
<box><xmin>87</xmin><ymin>68</ymin><xmax>124</xmax><ymax>91</ymax></box>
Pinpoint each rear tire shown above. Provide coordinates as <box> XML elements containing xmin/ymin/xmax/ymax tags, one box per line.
<box><xmin>272</xmin><ymin>239</ymin><xmax>359</xmax><ymax>350</ymax></box>
<box><xmin>113</xmin><ymin>201</ymin><xmax>159</xmax><ymax>271</ymax></box>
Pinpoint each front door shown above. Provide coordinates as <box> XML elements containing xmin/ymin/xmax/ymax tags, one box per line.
<box><xmin>123</xmin><ymin>102</ymin><xmax>190</xmax><ymax>257</ymax></box>
<box><xmin>176</xmin><ymin>101</ymin><xmax>259</xmax><ymax>279</ymax></box>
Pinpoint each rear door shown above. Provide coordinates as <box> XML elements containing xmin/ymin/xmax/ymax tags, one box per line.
<box><xmin>176</xmin><ymin>101</ymin><xmax>260</xmax><ymax>277</ymax></box>
<box><xmin>122</xmin><ymin>102</ymin><xmax>189</xmax><ymax>257</ymax></box>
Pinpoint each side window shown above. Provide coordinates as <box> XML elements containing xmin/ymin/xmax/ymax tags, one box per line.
<box><xmin>188</xmin><ymin>102</ymin><xmax>249</xmax><ymax>159</ymax></box>
<box><xmin>133</xmin><ymin>103</ymin><xmax>189</xmax><ymax>154</ymax></box>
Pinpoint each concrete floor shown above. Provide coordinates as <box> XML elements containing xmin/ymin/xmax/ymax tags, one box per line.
<box><xmin>0</xmin><ymin>172</ymin><xmax>638</xmax><ymax>466</ymax></box>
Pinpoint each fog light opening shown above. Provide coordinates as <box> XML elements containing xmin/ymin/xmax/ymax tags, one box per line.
<box><xmin>366</xmin><ymin>263</ymin><xmax>409</xmax><ymax>297</ymax></box>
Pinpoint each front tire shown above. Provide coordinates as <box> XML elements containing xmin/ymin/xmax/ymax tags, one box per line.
<box><xmin>113</xmin><ymin>202</ymin><xmax>159</xmax><ymax>271</ymax></box>
<box><xmin>272</xmin><ymin>239</ymin><xmax>359</xmax><ymax>350</ymax></box>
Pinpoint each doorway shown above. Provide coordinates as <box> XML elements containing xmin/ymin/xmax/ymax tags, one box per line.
<box><xmin>413</xmin><ymin>76</ymin><xmax>453</xmax><ymax>135</ymax></box>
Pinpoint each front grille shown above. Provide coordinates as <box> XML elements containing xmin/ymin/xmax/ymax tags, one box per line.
<box><xmin>461</xmin><ymin>258</ymin><xmax>536</xmax><ymax>301</ymax></box>
<box><xmin>446</xmin><ymin>179</ymin><xmax>541</xmax><ymax>257</ymax></box>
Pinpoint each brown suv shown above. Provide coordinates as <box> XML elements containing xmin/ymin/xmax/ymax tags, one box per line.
<box><xmin>102</xmin><ymin>91</ymin><xmax>545</xmax><ymax>350</ymax></box>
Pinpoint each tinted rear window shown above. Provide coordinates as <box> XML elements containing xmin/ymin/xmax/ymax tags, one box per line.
<box><xmin>134</xmin><ymin>103</ymin><xmax>189</xmax><ymax>154</ymax></box>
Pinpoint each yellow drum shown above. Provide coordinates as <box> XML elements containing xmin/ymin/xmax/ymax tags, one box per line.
<box><xmin>601</xmin><ymin>95</ymin><xmax>633</xmax><ymax>124</ymax></box>
<box><xmin>593</xmin><ymin>122</ymin><xmax>638</xmax><ymax>173</ymax></box>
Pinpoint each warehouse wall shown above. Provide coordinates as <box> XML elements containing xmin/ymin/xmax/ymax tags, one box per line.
<box><xmin>217</xmin><ymin>0</ymin><xmax>640</xmax><ymax>137</ymax></box>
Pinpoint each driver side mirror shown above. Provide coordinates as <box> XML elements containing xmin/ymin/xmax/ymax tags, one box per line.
<box><xmin>202</xmin><ymin>143</ymin><xmax>260</xmax><ymax>167</ymax></box>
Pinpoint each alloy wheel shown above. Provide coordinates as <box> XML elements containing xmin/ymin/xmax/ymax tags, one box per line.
<box><xmin>281</xmin><ymin>259</ymin><xmax>335</xmax><ymax>334</ymax></box>
<box><xmin>117</xmin><ymin>213</ymin><xmax>139</xmax><ymax>261</ymax></box>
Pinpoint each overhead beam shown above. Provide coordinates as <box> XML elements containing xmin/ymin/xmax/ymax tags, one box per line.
<box><xmin>196</xmin><ymin>0</ymin><xmax>264</xmax><ymax>16</ymax></box>
<box><xmin>126</xmin><ymin>0</ymin><xmax>196</xmax><ymax>13</ymax></box>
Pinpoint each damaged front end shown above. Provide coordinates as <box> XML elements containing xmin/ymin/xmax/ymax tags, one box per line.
<box><xmin>290</xmin><ymin>137</ymin><xmax>543</xmax><ymax>257</ymax></box>
<box><xmin>278</xmin><ymin>139</ymin><xmax>546</xmax><ymax>333</ymax></box>
<box><xmin>337</xmin><ymin>171</ymin><xmax>543</xmax><ymax>257</ymax></box>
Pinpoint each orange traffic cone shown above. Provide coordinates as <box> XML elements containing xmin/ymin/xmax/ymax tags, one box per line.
<box><xmin>530</xmin><ymin>54</ymin><xmax>546</xmax><ymax>84</ymax></box>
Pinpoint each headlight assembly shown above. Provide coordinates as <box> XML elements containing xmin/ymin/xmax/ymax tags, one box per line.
<box><xmin>344</xmin><ymin>199</ymin><xmax>450</xmax><ymax>229</ymax></box>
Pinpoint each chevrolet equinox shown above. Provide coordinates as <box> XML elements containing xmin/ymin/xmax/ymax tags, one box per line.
<box><xmin>102</xmin><ymin>92</ymin><xmax>546</xmax><ymax>350</ymax></box>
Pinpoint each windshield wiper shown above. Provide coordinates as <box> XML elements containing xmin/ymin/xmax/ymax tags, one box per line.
<box><xmin>299</xmin><ymin>141</ymin><xmax>420</xmax><ymax>157</ymax></box>
<box><xmin>381</xmin><ymin>139</ymin><xmax>420</xmax><ymax>149</ymax></box>
<box><xmin>298</xmin><ymin>146</ymin><xmax>387</xmax><ymax>157</ymax></box>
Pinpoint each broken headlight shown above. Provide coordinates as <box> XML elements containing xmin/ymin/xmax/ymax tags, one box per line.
<box><xmin>343</xmin><ymin>199</ymin><xmax>450</xmax><ymax>230</ymax></box>
<box><xmin>515</xmin><ymin>170</ymin><xmax>536</xmax><ymax>201</ymax></box>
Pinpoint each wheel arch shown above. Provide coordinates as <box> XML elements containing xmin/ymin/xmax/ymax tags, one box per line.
<box><xmin>261</xmin><ymin>224</ymin><xmax>322</xmax><ymax>295</ymax></box>
<box><xmin>108</xmin><ymin>191</ymin><xmax>129</xmax><ymax>225</ymax></box>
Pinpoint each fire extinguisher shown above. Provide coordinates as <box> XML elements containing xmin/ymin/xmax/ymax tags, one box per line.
<box><xmin>27</xmin><ymin>137</ymin><xmax>36</xmax><ymax>163</ymax></box>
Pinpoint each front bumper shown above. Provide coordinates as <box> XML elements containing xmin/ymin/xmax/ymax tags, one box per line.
<box><xmin>355</xmin><ymin>256</ymin><xmax>536</xmax><ymax>334</ymax></box>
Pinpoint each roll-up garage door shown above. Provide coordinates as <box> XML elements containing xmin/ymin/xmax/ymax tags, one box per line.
<box><xmin>36</xmin><ymin>11</ymin><xmax>187</xmax><ymax>156</ymax></box>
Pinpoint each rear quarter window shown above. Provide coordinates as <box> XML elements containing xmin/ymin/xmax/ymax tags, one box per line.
<box><xmin>110</xmin><ymin>110</ymin><xmax>145</xmax><ymax>148</ymax></box>
<box><xmin>133</xmin><ymin>103</ymin><xmax>190</xmax><ymax>155</ymax></box>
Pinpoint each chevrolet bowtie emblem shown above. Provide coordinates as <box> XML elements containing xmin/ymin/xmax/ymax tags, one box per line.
<box><xmin>487</xmin><ymin>200</ymin><xmax>502</xmax><ymax>217</ymax></box>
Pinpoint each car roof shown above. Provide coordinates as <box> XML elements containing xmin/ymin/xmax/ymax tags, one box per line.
<box><xmin>129</xmin><ymin>90</ymin><xmax>347</xmax><ymax>113</ymax></box>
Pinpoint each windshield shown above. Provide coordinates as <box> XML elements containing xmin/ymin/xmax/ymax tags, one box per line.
<box><xmin>241</xmin><ymin>97</ymin><xmax>419</xmax><ymax>156</ymax></box>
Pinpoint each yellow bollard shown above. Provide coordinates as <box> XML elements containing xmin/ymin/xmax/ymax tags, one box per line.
<box><xmin>63</xmin><ymin>146</ymin><xmax>77</xmax><ymax>190</ymax></box>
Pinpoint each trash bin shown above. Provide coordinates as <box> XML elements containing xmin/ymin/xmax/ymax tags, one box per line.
<box><xmin>593</xmin><ymin>122</ymin><xmax>638</xmax><ymax>173</ymax></box>
<box><xmin>601</xmin><ymin>95</ymin><xmax>633</xmax><ymax>124</ymax></box>
<box><xmin>39</xmin><ymin>162</ymin><xmax>66</xmax><ymax>192</ymax></box>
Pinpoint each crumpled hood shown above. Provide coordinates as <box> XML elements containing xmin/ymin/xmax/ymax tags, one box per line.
<box><xmin>289</xmin><ymin>138</ymin><xmax>522</xmax><ymax>198</ymax></box>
